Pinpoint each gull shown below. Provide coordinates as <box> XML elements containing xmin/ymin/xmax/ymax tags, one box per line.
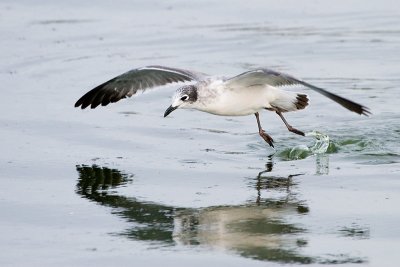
<box><xmin>75</xmin><ymin>65</ymin><xmax>370</xmax><ymax>147</ymax></box>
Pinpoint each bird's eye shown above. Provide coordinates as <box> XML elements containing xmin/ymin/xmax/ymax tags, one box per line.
<box><xmin>180</xmin><ymin>95</ymin><xmax>189</xmax><ymax>101</ymax></box>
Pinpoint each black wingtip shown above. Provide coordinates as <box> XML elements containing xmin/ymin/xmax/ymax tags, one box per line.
<box><xmin>297</xmin><ymin>80</ymin><xmax>371</xmax><ymax>117</ymax></box>
<box><xmin>348</xmin><ymin>102</ymin><xmax>371</xmax><ymax>117</ymax></box>
<box><xmin>360</xmin><ymin>106</ymin><xmax>371</xmax><ymax>117</ymax></box>
<box><xmin>74</xmin><ymin>98</ymin><xmax>92</xmax><ymax>109</ymax></box>
<box><xmin>74</xmin><ymin>100</ymin><xmax>85</xmax><ymax>109</ymax></box>
<box><xmin>74</xmin><ymin>99</ymin><xmax>84</xmax><ymax>109</ymax></box>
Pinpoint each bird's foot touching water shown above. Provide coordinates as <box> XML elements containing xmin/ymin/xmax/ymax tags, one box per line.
<box><xmin>275</xmin><ymin>111</ymin><xmax>305</xmax><ymax>136</ymax></box>
<box><xmin>288</xmin><ymin>126</ymin><xmax>305</xmax><ymax>136</ymax></box>
<box><xmin>259</xmin><ymin>130</ymin><xmax>275</xmax><ymax>148</ymax></box>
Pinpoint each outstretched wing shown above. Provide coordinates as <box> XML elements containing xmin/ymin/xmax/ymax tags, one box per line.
<box><xmin>75</xmin><ymin>65</ymin><xmax>204</xmax><ymax>109</ymax></box>
<box><xmin>225</xmin><ymin>68</ymin><xmax>370</xmax><ymax>116</ymax></box>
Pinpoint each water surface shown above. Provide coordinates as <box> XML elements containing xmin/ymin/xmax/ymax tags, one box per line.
<box><xmin>1</xmin><ymin>0</ymin><xmax>399</xmax><ymax>266</ymax></box>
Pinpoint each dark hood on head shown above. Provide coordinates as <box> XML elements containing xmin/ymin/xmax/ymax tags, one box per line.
<box><xmin>178</xmin><ymin>85</ymin><xmax>198</xmax><ymax>103</ymax></box>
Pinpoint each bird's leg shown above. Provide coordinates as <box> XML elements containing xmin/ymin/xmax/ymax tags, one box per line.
<box><xmin>275</xmin><ymin>111</ymin><xmax>305</xmax><ymax>136</ymax></box>
<box><xmin>254</xmin><ymin>112</ymin><xmax>274</xmax><ymax>147</ymax></box>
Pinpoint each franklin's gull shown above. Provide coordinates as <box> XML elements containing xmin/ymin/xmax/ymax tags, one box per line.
<box><xmin>75</xmin><ymin>66</ymin><xmax>370</xmax><ymax>147</ymax></box>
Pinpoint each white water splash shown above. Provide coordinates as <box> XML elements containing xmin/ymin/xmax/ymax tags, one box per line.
<box><xmin>306</xmin><ymin>131</ymin><xmax>330</xmax><ymax>154</ymax></box>
<box><xmin>285</xmin><ymin>131</ymin><xmax>330</xmax><ymax>159</ymax></box>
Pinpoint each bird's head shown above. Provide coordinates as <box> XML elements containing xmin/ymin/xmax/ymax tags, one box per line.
<box><xmin>164</xmin><ymin>85</ymin><xmax>198</xmax><ymax>117</ymax></box>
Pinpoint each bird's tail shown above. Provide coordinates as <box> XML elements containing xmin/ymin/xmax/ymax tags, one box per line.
<box><xmin>270</xmin><ymin>91</ymin><xmax>309</xmax><ymax>112</ymax></box>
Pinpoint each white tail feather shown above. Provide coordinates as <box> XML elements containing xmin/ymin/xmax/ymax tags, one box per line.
<box><xmin>270</xmin><ymin>91</ymin><xmax>309</xmax><ymax>112</ymax></box>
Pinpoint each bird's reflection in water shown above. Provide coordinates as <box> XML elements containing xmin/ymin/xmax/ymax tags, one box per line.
<box><xmin>75</xmin><ymin>163</ymin><xmax>363</xmax><ymax>264</ymax></box>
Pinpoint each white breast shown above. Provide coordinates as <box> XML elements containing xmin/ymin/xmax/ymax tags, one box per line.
<box><xmin>193</xmin><ymin>81</ymin><xmax>281</xmax><ymax>116</ymax></box>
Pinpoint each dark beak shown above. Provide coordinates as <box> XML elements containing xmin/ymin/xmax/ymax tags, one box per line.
<box><xmin>164</xmin><ymin>105</ymin><xmax>177</xmax><ymax>117</ymax></box>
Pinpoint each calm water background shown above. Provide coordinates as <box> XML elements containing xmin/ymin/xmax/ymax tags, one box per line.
<box><xmin>1</xmin><ymin>0</ymin><xmax>400</xmax><ymax>266</ymax></box>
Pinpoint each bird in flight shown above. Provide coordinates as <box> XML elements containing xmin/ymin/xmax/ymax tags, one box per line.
<box><xmin>75</xmin><ymin>65</ymin><xmax>370</xmax><ymax>147</ymax></box>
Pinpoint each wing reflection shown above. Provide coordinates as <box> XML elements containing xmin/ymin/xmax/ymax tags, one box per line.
<box><xmin>76</xmin><ymin>165</ymin><xmax>175</xmax><ymax>243</ymax></box>
<box><xmin>75</xmin><ymin>164</ymin><xmax>364</xmax><ymax>264</ymax></box>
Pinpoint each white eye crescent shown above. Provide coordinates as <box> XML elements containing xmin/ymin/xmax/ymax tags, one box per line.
<box><xmin>180</xmin><ymin>95</ymin><xmax>189</xmax><ymax>101</ymax></box>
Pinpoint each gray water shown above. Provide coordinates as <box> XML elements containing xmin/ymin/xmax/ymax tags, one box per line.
<box><xmin>1</xmin><ymin>0</ymin><xmax>400</xmax><ymax>266</ymax></box>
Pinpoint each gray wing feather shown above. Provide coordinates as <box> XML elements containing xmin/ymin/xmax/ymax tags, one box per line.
<box><xmin>75</xmin><ymin>65</ymin><xmax>204</xmax><ymax>109</ymax></box>
<box><xmin>226</xmin><ymin>68</ymin><xmax>370</xmax><ymax>116</ymax></box>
